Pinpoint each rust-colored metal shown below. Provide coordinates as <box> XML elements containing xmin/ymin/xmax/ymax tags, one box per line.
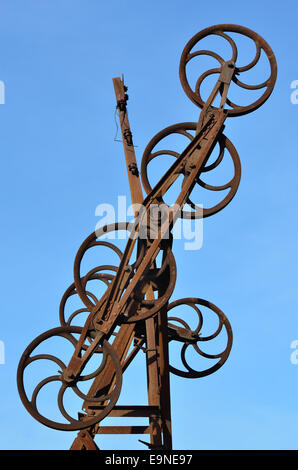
<box><xmin>17</xmin><ymin>24</ymin><xmax>277</xmax><ymax>449</ymax></box>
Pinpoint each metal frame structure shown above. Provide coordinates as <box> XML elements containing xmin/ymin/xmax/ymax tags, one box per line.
<box><xmin>17</xmin><ymin>24</ymin><xmax>277</xmax><ymax>450</ymax></box>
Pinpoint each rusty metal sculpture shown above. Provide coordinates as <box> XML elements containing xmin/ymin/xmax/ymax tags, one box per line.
<box><xmin>17</xmin><ymin>24</ymin><xmax>277</xmax><ymax>450</ymax></box>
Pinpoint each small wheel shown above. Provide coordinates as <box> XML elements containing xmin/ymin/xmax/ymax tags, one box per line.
<box><xmin>179</xmin><ymin>24</ymin><xmax>277</xmax><ymax>116</ymax></box>
<box><xmin>167</xmin><ymin>298</ymin><xmax>232</xmax><ymax>378</ymax></box>
<box><xmin>141</xmin><ymin>122</ymin><xmax>241</xmax><ymax>218</ymax></box>
<box><xmin>17</xmin><ymin>326</ymin><xmax>122</xmax><ymax>431</ymax></box>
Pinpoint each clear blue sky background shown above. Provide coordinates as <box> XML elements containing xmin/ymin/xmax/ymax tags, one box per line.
<box><xmin>0</xmin><ymin>0</ymin><xmax>298</xmax><ymax>450</ymax></box>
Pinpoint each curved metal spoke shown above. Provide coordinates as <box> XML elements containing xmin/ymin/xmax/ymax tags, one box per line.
<box><xmin>31</xmin><ymin>375</ymin><xmax>62</xmax><ymax>412</ymax></box>
<box><xmin>57</xmin><ymin>384</ymin><xmax>78</xmax><ymax>424</ymax></box>
<box><xmin>186</xmin><ymin>49</ymin><xmax>225</xmax><ymax>66</ymax></box>
<box><xmin>214</xmin><ymin>32</ymin><xmax>238</xmax><ymax>62</ymax></box>
<box><xmin>236</xmin><ymin>42</ymin><xmax>261</xmax><ymax>72</ymax></box>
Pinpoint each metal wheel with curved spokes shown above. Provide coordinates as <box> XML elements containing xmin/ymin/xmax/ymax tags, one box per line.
<box><xmin>17</xmin><ymin>325</ymin><xmax>122</xmax><ymax>431</ymax></box>
<box><xmin>167</xmin><ymin>297</ymin><xmax>232</xmax><ymax>378</ymax></box>
<box><xmin>179</xmin><ymin>24</ymin><xmax>277</xmax><ymax>116</ymax></box>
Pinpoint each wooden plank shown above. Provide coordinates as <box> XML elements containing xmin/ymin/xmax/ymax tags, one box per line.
<box><xmin>85</xmin><ymin>405</ymin><xmax>160</xmax><ymax>418</ymax></box>
<box><xmin>97</xmin><ymin>426</ymin><xmax>150</xmax><ymax>435</ymax></box>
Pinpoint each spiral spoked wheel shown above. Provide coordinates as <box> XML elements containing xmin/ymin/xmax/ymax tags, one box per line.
<box><xmin>179</xmin><ymin>24</ymin><xmax>277</xmax><ymax>116</ymax></box>
<box><xmin>73</xmin><ymin>223</ymin><xmax>177</xmax><ymax>324</ymax></box>
<box><xmin>167</xmin><ymin>298</ymin><xmax>232</xmax><ymax>378</ymax></box>
<box><xmin>141</xmin><ymin>122</ymin><xmax>241</xmax><ymax>218</ymax></box>
<box><xmin>17</xmin><ymin>326</ymin><xmax>122</xmax><ymax>431</ymax></box>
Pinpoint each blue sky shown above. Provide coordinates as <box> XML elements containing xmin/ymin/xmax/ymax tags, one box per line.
<box><xmin>1</xmin><ymin>0</ymin><xmax>298</xmax><ymax>450</ymax></box>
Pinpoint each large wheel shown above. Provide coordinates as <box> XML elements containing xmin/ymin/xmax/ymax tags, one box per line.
<box><xmin>141</xmin><ymin>122</ymin><xmax>241</xmax><ymax>218</ymax></box>
<box><xmin>179</xmin><ymin>24</ymin><xmax>277</xmax><ymax>116</ymax></box>
<box><xmin>73</xmin><ymin>223</ymin><xmax>177</xmax><ymax>324</ymax></box>
<box><xmin>17</xmin><ymin>326</ymin><xmax>122</xmax><ymax>431</ymax></box>
<box><xmin>167</xmin><ymin>298</ymin><xmax>232</xmax><ymax>378</ymax></box>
